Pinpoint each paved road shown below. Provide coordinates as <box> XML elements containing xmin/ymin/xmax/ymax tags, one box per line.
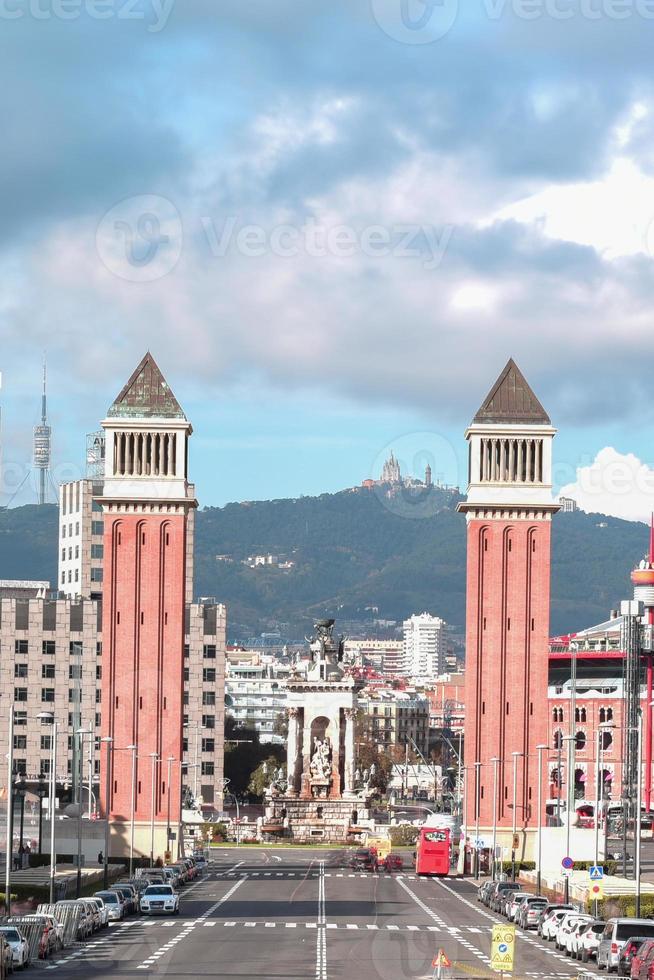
<box><xmin>36</xmin><ymin>848</ymin><xmax>600</xmax><ymax>979</ymax></box>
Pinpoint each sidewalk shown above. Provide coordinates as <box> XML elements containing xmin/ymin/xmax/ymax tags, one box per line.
<box><xmin>5</xmin><ymin>862</ymin><xmax>123</xmax><ymax>897</ymax></box>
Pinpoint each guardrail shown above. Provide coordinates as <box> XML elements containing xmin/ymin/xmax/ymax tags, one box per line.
<box><xmin>36</xmin><ymin>903</ymin><xmax>84</xmax><ymax>947</ymax></box>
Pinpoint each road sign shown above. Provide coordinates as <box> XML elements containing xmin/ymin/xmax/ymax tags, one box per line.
<box><xmin>491</xmin><ymin>924</ymin><xmax>515</xmax><ymax>974</ymax></box>
<box><xmin>589</xmin><ymin>865</ymin><xmax>604</xmax><ymax>881</ymax></box>
<box><xmin>561</xmin><ymin>868</ymin><xmax>572</xmax><ymax>878</ymax></box>
<box><xmin>432</xmin><ymin>951</ymin><xmax>451</xmax><ymax>968</ymax></box>
<box><xmin>474</xmin><ymin>838</ymin><xmax>486</xmax><ymax>850</ymax></box>
<box><xmin>590</xmin><ymin>882</ymin><xmax>604</xmax><ymax>901</ymax></box>
<box><xmin>562</xmin><ymin>856</ymin><xmax>574</xmax><ymax>870</ymax></box>
<box><xmin>512</xmin><ymin>834</ymin><xmax>520</xmax><ymax>850</ymax></box>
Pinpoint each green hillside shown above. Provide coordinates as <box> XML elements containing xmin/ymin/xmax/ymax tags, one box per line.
<box><xmin>0</xmin><ymin>491</ymin><xmax>648</xmax><ymax>642</ymax></box>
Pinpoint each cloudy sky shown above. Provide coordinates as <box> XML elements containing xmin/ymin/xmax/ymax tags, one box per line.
<box><xmin>3</xmin><ymin>0</ymin><xmax>654</xmax><ymax>516</ymax></box>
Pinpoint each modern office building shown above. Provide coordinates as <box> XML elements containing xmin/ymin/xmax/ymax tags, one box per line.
<box><xmin>402</xmin><ymin>613</ymin><xmax>446</xmax><ymax>678</ymax></box>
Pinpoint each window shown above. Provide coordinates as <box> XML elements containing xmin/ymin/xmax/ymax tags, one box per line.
<box><xmin>553</xmin><ymin>730</ymin><xmax>563</xmax><ymax>749</ymax></box>
<box><xmin>183</xmin><ymin>668</ymin><xmax>189</xmax><ymax>682</ymax></box>
<box><xmin>184</xmin><ymin>645</ymin><xmax>190</xmax><ymax>660</ymax></box>
<box><xmin>201</xmin><ymin>762</ymin><xmax>214</xmax><ymax>776</ymax></box>
<box><xmin>202</xmin><ymin>692</ymin><xmax>215</xmax><ymax>706</ymax></box>
<box><xmin>95</xmin><ymin>690</ymin><xmax>102</xmax><ymax>703</ymax></box>
<box><xmin>601</xmin><ymin>730</ymin><xmax>613</xmax><ymax>750</ymax></box>
<box><xmin>75</xmin><ymin>545</ymin><xmax>79</xmax><ymax>559</ymax></box>
<box><xmin>202</xmin><ymin>738</ymin><xmax>215</xmax><ymax>753</ymax></box>
<box><xmin>13</xmin><ymin>735</ymin><xmax>26</xmax><ymax>750</ymax></box>
<box><xmin>96</xmin><ymin>642</ymin><xmax>102</xmax><ymax>656</ymax></box>
<box><xmin>68</xmin><ymin>548</ymin><xmax>72</xmax><ymax>561</ymax></box>
<box><xmin>202</xmin><ymin>715</ymin><xmax>215</xmax><ymax>729</ymax></box>
<box><xmin>203</xmin><ymin>668</ymin><xmax>216</xmax><ymax>683</ymax></box>
<box><xmin>75</xmin><ymin>522</ymin><xmax>79</xmax><ymax>535</ymax></box>
<box><xmin>91</xmin><ymin>568</ymin><xmax>103</xmax><ymax>582</ymax></box>
<box><xmin>69</xmin><ymin>641</ymin><xmax>83</xmax><ymax>656</ymax></box>
<box><xmin>575</xmin><ymin>706</ymin><xmax>587</xmax><ymax>723</ymax></box>
<box><xmin>41</xmin><ymin>759</ymin><xmax>51</xmax><ymax>775</ymax></box>
<box><xmin>91</xmin><ymin>521</ymin><xmax>103</xmax><ymax>536</ymax></box>
<box><xmin>62</xmin><ymin>525</ymin><xmax>66</xmax><ymax>538</ymax></box>
<box><xmin>14</xmin><ymin>640</ymin><xmax>28</xmax><ymax>656</ymax></box>
<box><xmin>42</xmin><ymin>664</ymin><xmax>55</xmax><ymax>679</ymax></box>
<box><xmin>61</xmin><ymin>548</ymin><xmax>65</xmax><ymax>561</ymax></box>
<box><xmin>41</xmin><ymin>688</ymin><xmax>55</xmax><ymax>703</ymax></box>
<box><xmin>183</xmin><ymin>692</ymin><xmax>189</xmax><ymax>706</ymax></box>
<box><xmin>95</xmin><ymin>713</ymin><xmax>101</xmax><ymax>727</ymax></box>
<box><xmin>91</xmin><ymin>544</ymin><xmax>104</xmax><ymax>559</ymax></box>
<box><xmin>68</xmin><ymin>689</ymin><xmax>81</xmax><ymax>703</ymax></box>
<box><xmin>182</xmin><ymin>738</ymin><xmax>189</xmax><ymax>752</ymax></box>
<box><xmin>40</xmin><ymin>734</ymin><xmax>52</xmax><ymax>751</ymax></box>
<box><xmin>575</xmin><ymin>730</ymin><xmax>586</xmax><ymax>750</ymax></box>
<box><xmin>14</xmin><ymin>688</ymin><xmax>27</xmax><ymax>702</ymax></box>
<box><xmin>61</xmin><ymin>572</ymin><xmax>65</xmax><ymax>585</ymax></box>
<box><xmin>203</xmin><ymin>645</ymin><xmax>216</xmax><ymax>660</ymax></box>
<box><xmin>69</xmin><ymin>665</ymin><xmax>83</xmax><ymax>680</ymax></box>
<box><xmin>14</xmin><ymin>664</ymin><xmax>28</xmax><ymax>679</ymax></box>
<box><xmin>14</xmin><ymin>759</ymin><xmax>26</xmax><ymax>776</ymax></box>
<box><xmin>74</xmin><ymin>569</ymin><xmax>79</xmax><ymax>582</ymax></box>
<box><xmin>96</xmin><ymin>666</ymin><xmax>102</xmax><ymax>680</ymax></box>
<box><xmin>14</xmin><ymin>712</ymin><xmax>27</xmax><ymax>727</ymax></box>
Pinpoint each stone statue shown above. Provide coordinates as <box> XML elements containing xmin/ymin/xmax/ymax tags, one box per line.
<box><xmin>310</xmin><ymin>737</ymin><xmax>332</xmax><ymax>781</ymax></box>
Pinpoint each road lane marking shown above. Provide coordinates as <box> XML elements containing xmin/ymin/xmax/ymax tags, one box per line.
<box><xmin>316</xmin><ymin>860</ymin><xmax>327</xmax><ymax>980</ymax></box>
<box><xmin>134</xmin><ymin>875</ymin><xmax>247</xmax><ymax>971</ymax></box>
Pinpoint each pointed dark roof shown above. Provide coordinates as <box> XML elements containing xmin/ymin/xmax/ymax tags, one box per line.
<box><xmin>473</xmin><ymin>358</ymin><xmax>550</xmax><ymax>425</ymax></box>
<box><xmin>107</xmin><ymin>352</ymin><xmax>186</xmax><ymax>420</ymax></box>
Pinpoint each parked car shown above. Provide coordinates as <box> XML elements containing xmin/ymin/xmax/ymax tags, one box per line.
<box><xmin>76</xmin><ymin>899</ymin><xmax>101</xmax><ymax>933</ymax></box>
<box><xmin>114</xmin><ymin>883</ymin><xmax>139</xmax><ymax>911</ymax></box>
<box><xmin>563</xmin><ymin>915</ymin><xmax>595</xmax><ymax>955</ymax></box>
<box><xmin>477</xmin><ymin>882</ymin><xmax>492</xmax><ymax>903</ymax></box>
<box><xmin>507</xmin><ymin>893</ymin><xmax>532</xmax><ymax>923</ymax></box>
<box><xmin>0</xmin><ymin>934</ymin><xmax>14</xmax><ymax>974</ymax></box>
<box><xmin>0</xmin><ymin>927</ymin><xmax>30</xmax><ymax>970</ymax></box>
<box><xmin>577</xmin><ymin>921</ymin><xmax>607</xmax><ymax>963</ymax></box>
<box><xmin>193</xmin><ymin>854</ymin><xmax>207</xmax><ymax>872</ymax></box>
<box><xmin>519</xmin><ymin>899</ymin><xmax>549</xmax><ymax>930</ymax></box>
<box><xmin>598</xmin><ymin>919</ymin><xmax>654</xmax><ymax>972</ymax></box>
<box><xmin>536</xmin><ymin>904</ymin><xmax>574</xmax><ymax>936</ymax></box>
<box><xmin>491</xmin><ymin>882</ymin><xmax>522</xmax><ymax>913</ymax></box>
<box><xmin>556</xmin><ymin>913</ymin><xmax>593</xmax><ymax>951</ymax></box>
<box><xmin>542</xmin><ymin>909</ymin><xmax>572</xmax><ymax>941</ymax></box>
<box><xmin>87</xmin><ymin>897</ymin><xmax>109</xmax><ymax>930</ymax></box>
<box><xmin>628</xmin><ymin>938</ymin><xmax>654</xmax><ymax>980</ymax></box>
<box><xmin>140</xmin><ymin>884</ymin><xmax>180</xmax><ymax>916</ymax></box>
<box><xmin>109</xmin><ymin>886</ymin><xmax>135</xmax><ymax>915</ymax></box>
<box><xmin>617</xmin><ymin>937</ymin><xmax>649</xmax><ymax>976</ymax></box>
<box><xmin>497</xmin><ymin>890</ymin><xmax>518</xmax><ymax>918</ymax></box>
<box><xmin>9</xmin><ymin>914</ymin><xmax>58</xmax><ymax>959</ymax></box>
<box><xmin>94</xmin><ymin>890</ymin><xmax>124</xmax><ymax>922</ymax></box>
<box><xmin>54</xmin><ymin>900</ymin><xmax>93</xmax><ymax>939</ymax></box>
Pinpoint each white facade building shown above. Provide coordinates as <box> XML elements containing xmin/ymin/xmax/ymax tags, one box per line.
<box><xmin>402</xmin><ymin>613</ymin><xmax>446</xmax><ymax>678</ymax></box>
<box><xmin>58</xmin><ymin>480</ymin><xmax>105</xmax><ymax>599</ymax></box>
<box><xmin>225</xmin><ymin>662</ymin><xmax>293</xmax><ymax>743</ymax></box>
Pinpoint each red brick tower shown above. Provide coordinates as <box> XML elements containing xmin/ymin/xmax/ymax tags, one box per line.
<box><xmin>458</xmin><ymin>359</ymin><xmax>559</xmax><ymax>863</ymax></box>
<box><xmin>99</xmin><ymin>353</ymin><xmax>195</xmax><ymax>860</ymax></box>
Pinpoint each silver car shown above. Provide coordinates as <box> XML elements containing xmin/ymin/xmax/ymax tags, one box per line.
<box><xmin>597</xmin><ymin>918</ymin><xmax>654</xmax><ymax>972</ymax></box>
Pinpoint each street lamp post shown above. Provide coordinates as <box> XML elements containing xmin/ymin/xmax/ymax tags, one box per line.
<box><xmin>5</xmin><ymin>705</ymin><xmax>14</xmax><ymax>915</ymax></box>
<box><xmin>474</xmin><ymin>761</ymin><xmax>482</xmax><ymax>878</ymax></box>
<box><xmin>37</xmin><ymin>773</ymin><xmax>46</xmax><ymax>858</ymax></box>
<box><xmin>561</xmin><ymin>734</ymin><xmax>576</xmax><ymax>903</ymax></box>
<box><xmin>101</xmin><ymin>736</ymin><xmax>113</xmax><ymax>889</ymax></box>
<box><xmin>491</xmin><ymin>757</ymin><xmax>500</xmax><ymax>882</ymax></box>
<box><xmin>149</xmin><ymin>753</ymin><xmax>160</xmax><ymax>868</ymax></box>
<box><xmin>37</xmin><ymin>712</ymin><xmax>58</xmax><ymax>904</ymax></box>
<box><xmin>536</xmin><ymin>744</ymin><xmax>548</xmax><ymax>897</ymax></box>
<box><xmin>166</xmin><ymin>756</ymin><xmax>175</xmax><ymax>859</ymax></box>
<box><xmin>75</xmin><ymin>730</ymin><xmax>85</xmax><ymax>898</ymax></box>
<box><xmin>128</xmin><ymin>745</ymin><xmax>137</xmax><ymax>878</ymax></box>
<box><xmin>636</xmin><ymin>708</ymin><xmax>644</xmax><ymax>916</ymax></box>
<box><xmin>511</xmin><ymin>752</ymin><xmax>522</xmax><ymax>882</ymax></box>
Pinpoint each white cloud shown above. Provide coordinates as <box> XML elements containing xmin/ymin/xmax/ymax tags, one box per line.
<box><xmin>559</xmin><ymin>447</ymin><xmax>654</xmax><ymax>523</ymax></box>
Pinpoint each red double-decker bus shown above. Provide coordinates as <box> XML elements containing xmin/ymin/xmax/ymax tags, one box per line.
<box><xmin>415</xmin><ymin>827</ymin><xmax>451</xmax><ymax>876</ymax></box>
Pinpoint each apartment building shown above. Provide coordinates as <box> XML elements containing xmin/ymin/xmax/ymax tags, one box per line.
<box><xmin>358</xmin><ymin>690</ymin><xmax>430</xmax><ymax>756</ymax></box>
<box><xmin>225</xmin><ymin>661</ymin><xmax>292</xmax><ymax>744</ymax></box>
<box><xmin>58</xmin><ymin>480</ymin><xmax>105</xmax><ymax>600</ymax></box>
<box><xmin>0</xmin><ymin>590</ymin><xmax>226</xmax><ymax>810</ymax></box>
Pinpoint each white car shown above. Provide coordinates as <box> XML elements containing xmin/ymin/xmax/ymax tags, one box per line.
<box><xmin>565</xmin><ymin>916</ymin><xmax>594</xmax><ymax>956</ymax></box>
<box><xmin>576</xmin><ymin>921</ymin><xmax>606</xmax><ymax>962</ymax></box>
<box><xmin>556</xmin><ymin>913</ymin><xmax>592</xmax><ymax>951</ymax></box>
<box><xmin>94</xmin><ymin>890</ymin><xmax>124</xmax><ymax>922</ymax></box>
<box><xmin>542</xmin><ymin>909</ymin><xmax>569</xmax><ymax>941</ymax></box>
<box><xmin>507</xmin><ymin>894</ymin><xmax>530</xmax><ymax>923</ymax></box>
<box><xmin>140</xmin><ymin>884</ymin><xmax>180</xmax><ymax>916</ymax></box>
<box><xmin>88</xmin><ymin>896</ymin><xmax>109</xmax><ymax>929</ymax></box>
<box><xmin>0</xmin><ymin>926</ymin><xmax>30</xmax><ymax>969</ymax></box>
